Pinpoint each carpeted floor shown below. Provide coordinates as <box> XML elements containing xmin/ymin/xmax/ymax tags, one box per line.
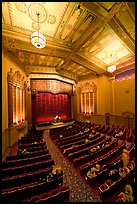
<box><xmin>43</xmin><ymin>130</ymin><xmax>101</xmax><ymax>202</ymax></box>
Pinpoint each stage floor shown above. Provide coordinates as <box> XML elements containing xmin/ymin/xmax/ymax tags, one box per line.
<box><xmin>36</xmin><ymin>121</ymin><xmax>74</xmax><ymax>130</ymax></box>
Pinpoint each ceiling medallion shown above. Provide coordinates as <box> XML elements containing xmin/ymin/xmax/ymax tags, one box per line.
<box><xmin>28</xmin><ymin>3</ymin><xmax>47</xmax><ymax>23</ymax></box>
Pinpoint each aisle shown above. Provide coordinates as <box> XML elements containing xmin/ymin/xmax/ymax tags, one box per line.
<box><xmin>43</xmin><ymin>130</ymin><xmax>101</xmax><ymax>202</ymax></box>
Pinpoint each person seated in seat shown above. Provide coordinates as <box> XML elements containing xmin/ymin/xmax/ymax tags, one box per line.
<box><xmin>86</xmin><ymin>167</ymin><xmax>96</xmax><ymax>179</ymax></box>
<box><xmin>119</xmin><ymin>166</ymin><xmax>131</xmax><ymax>178</ymax></box>
<box><xmin>84</xmin><ymin>128</ymin><xmax>90</xmax><ymax>133</ymax></box>
<box><xmin>22</xmin><ymin>148</ymin><xmax>28</xmax><ymax>155</ymax></box>
<box><xmin>85</xmin><ymin>138</ymin><xmax>90</xmax><ymax>143</ymax></box>
<box><xmin>90</xmin><ymin>147</ymin><xmax>97</xmax><ymax>153</ymax></box>
<box><xmin>115</xmin><ymin>130</ymin><xmax>123</xmax><ymax>138</ymax></box>
<box><xmin>118</xmin><ymin>184</ymin><xmax>134</xmax><ymax>202</ymax></box>
<box><xmin>95</xmin><ymin>164</ymin><xmax>101</xmax><ymax>172</ymax></box>
<box><xmin>101</xmin><ymin>143</ymin><xmax>105</xmax><ymax>148</ymax></box>
<box><xmin>96</xmin><ymin>145</ymin><xmax>101</xmax><ymax>150</ymax></box>
<box><xmin>86</xmin><ymin>164</ymin><xmax>101</xmax><ymax>179</ymax></box>
<box><xmin>104</xmin><ymin>141</ymin><xmax>109</xmax><ymax>148</ymax></box>
<box><xmin>122</xmin><ymin>148</ymin><xmax>130</xmax><ymax>167</ymax></box>
<box><xmin>59</xmin><ymin>134</ymin><xmax>63</xmax><ymax>138</ymax></box>
<box><xmin>108</xmin><ymin>168</ymin><xmax>120</xmax><ymax>182</ymax></box>
<box><xmin>88</xmin><ymin>133</ymin><xmax>94</xmax><ymax>138</ymax></box>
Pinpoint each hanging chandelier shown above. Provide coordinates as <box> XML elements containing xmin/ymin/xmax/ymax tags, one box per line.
<box><xmin>31</xmin><ymin>12</ymin><xmax>46</xmax><ymax>49</ymax></box>
<box><xmin>107</xmin><ymin>65</ymin><xmax>116</xmax><ymax>73</ymax></box>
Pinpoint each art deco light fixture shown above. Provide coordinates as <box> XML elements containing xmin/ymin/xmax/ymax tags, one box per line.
<box><xmin>107</xmin><ymin>65</ymin><xmax>116</xmax><ymax>73</ymax></box>
<box><xmin>31</xmin><ymin>12</ymin><xmax>46</xmax><ymax>49</ymax></box>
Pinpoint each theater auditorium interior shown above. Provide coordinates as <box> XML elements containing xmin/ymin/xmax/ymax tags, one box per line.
<box><xmin>2</xmin><ymin>2</ymin><xmax>135</xmax><ymax>203</ymax></box>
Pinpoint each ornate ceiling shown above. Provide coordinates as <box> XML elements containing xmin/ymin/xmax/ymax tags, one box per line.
<box><xmin>2</xmin><ymin>2</ymin><xmax>135</xmax><ymax>82</ymax></box>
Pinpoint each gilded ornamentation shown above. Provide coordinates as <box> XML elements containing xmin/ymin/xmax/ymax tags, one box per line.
<box><xmin>6</xmin><ymin>37</ymin><xmax>15</xmax><ymax>47</ymax></box>
<box><xmin>61</xmin><ymin>7</ymin><xmax>81</xmax><ymax>40</ymax></box>
<box><xmin>47</xmin><ymin>14</ymin><xmax>56</xmax><ymax>24</ymax></box>
<box><xmin>32</xmin><ymin>22</ymin><xmax>41</xmax><ymax>30</ymax></box>
<box><xmin>28</xmin><ymin>3</ymin><xmax>47</xmax><ymax>23</ymax></box>
<box><xmin>14</xmin><ymin>2</ymin><xmax>27</xmax><ymax>14</ymax></box>
<box><xmin>72</xmin><ymin>15</ymin><xmax>94</xmax><ymax>43</ymax></box>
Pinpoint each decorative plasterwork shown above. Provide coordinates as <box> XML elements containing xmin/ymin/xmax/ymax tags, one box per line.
<box><xmin>2</xmin><ymin>2</ymin><xmax>135</xmax><ymax>79</ymax></box>
<box><xmin>61</xmin><ymin>7</ymin><xmax>81</xmax><ymax>40</ymax></box>
<box><xmin>7</xmin><ymin>68</ymin><xmax>25</xmax><ymax>87</ymax></box>
<box><xmin>5</xmin><ymin>2</ymin><xmax>68</xmax><ymax>37</ymax></box>
<box><xmin>76</xmin><ymin>82</ymin><xmax>97</xmax><ymax>94</ymax></box>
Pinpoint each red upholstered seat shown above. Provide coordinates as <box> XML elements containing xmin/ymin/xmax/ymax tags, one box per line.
<box><xmin>49</xmin><ymin>188</ymin><xmax>60</xmax><ymax>201</ymax></box>
<box><xmin>30</xmin><ymin>195</ymin><xmax>40</xmax><ymax>202</ymax></box>
<box><xmin>59</xmin><ymin>185</ymin><xmax>70</xmax><ymax>201</ymax></box>
<box><xmin>40</xmin><ymin>192</ymin><xmax>50</xmax><ymax>200</ymax></box>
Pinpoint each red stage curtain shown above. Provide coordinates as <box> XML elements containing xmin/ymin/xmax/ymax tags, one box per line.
<box><xmin>31</xmin><ymin>93</ymin><xmax>71</xmax><ymax>124</ymax></box>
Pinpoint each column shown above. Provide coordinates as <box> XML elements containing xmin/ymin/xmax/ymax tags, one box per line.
<box><xmin>84</xmin><ymin>92</ymin><xmax>86</xmax><ymax>113</ymax></box>
<box><xmin>20</xmin><ymin>88</ymin><xmax>22</xmax><ymax>121</ymax></box>
<box><xmin>89</xmin><ymin>91</ymin><xmax>91</xmax><ymax>113</ymax></box>
<box><xmin>8</xmin><ymin>83</ymin><xmax>13</xmax><ymax>127</ymax></box>
<box><xmin>13</xmin><ymin>85</ymin><xmax>16</xmax><ymax>123</ymax></box>
<box><xmin>81</xmin><ymin>93</ymin><xmax>83</xmax><ymax>113</ymax></box>
<box><xmin>93</xmin><ymin>92</ymin><xmax>94</xmax><ymax>113</ymax></box>
<box><xmin>22</xmin><ymin>89</ymin><xmax>25</xmax><ymax>121</ymax></box>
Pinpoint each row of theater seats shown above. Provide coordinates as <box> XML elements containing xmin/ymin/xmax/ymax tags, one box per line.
<box><xmin>79</xmin><ymin>140</ymin><xmax>126</xmax><ymax>174</ymax></box>
<box><xmin>50</xmin><ymin>121</ymin><xmax>135</xmax><ymax>202</ymax></box>
<box><xmin>50</xmin><ymin>121</ymin><xmax>93</xmax><ymax>139</ymax></box>
<box><xmin>73</xmin><ymin>138</ymin><xmax>119</xmax><ymax>168</ymax></box>
<box><xmin>84</xmin><ymin>143</ymin><xmax>135</xmax><ymax>184</ymax></box>
<box><xmin>2</xmin><ymin>129</ymin><xmax>70</xmax><ymax>202</ymax></box>
<box><xmin>66</xmin><ymin>136</ymin><xmax>112</xmax><ymax>160</ymax></box>
<box><xmin>98</xmin><ymin>159</ymin><xmax>135</xmax><ymax>199</ymax></box>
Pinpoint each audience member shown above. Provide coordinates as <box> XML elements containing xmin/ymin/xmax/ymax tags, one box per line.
<box><xmin>122</xmin><ymin>148</ymin><xmax>130</xmax><ymax>167</ymax></box>
<box><xmin>108</xmin><ymin>168</ymin><xmax>120</xmax><ymax>182</ymax></box>
<box><xmin>118</xmin><ymin>184</ymin><xmax>134</xmax><ymax>202</ymax></box>
<box><xmin>86</xmin><ymin>168</ymin><xmax>96</xmax><ymax>179</ymax></box>
<box><xmin>119</xmin><ymin>166</ymin><xmax>131</xmax><ymax>178</ymax></box>
<box><xmin>86</xmin><ymin>164</ymin><xmax>101</xmax><ymax>179</ymax></box>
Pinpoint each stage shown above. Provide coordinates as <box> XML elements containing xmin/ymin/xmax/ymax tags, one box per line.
<box><xmin>36</xmin><ymin>120</ymin><xmax>74</xmax><ymax>130</ymax></box>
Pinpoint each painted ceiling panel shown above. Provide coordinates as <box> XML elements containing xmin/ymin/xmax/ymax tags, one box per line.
<box><xmin>116</xmin><ymin>8</ymin><xmax>134</xmax><ymax>31</ymax></box>
<box><xmin>2</xmin><ymin>3</ymin><xmax>11</xmax><ymax>25</ymax></box>
<box><xmin>95</xmin><ymin>39</ymin><xmax>130</xmax><ymax>65</ymax></box>
<box><xmin>6</xmin><ymin>2</ymin><xmax>68</xmax><ymax>37</ymax></box>
<box><xmin>115</xmin><ymin>8</ymin><xmax>135</xmax><ymax>40</ymax></box>
<box><xmin>71</xmin><ymin>14</ymin><xmax>95</xmax><ymax>43</ymax></box>
<box><xmin>99</xmin><ymin>2</ymin><xmax>115</xmax><ymax>10</ymax></box>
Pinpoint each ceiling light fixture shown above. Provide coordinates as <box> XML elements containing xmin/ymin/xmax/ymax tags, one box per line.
<box><xmin>107</xmin><ymin>65</ymin><xmax>116</xmax><ymax>73</ymax></box>
<box><xmin>31</xmin><ymin>12</ymin><xmax>46</xmax><ymax>49</ymax></box>
<box><xmin>107</xmin><ymin>53</ymin><xmax>116</xmax><ymax>73</ymax></box>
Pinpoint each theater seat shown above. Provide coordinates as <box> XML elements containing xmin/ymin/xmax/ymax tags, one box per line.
<box><xmin>59</xmin><ymin>185</ymin><xmax>70</xmax><ymax>201</ymax></box>
<box><xmin>30</xmin><ymin>195</ymin><xmax>40</xmax><ymax>202</ymax></box>
<box><xmin>49</xmin><ymin>188</ymin><xmax>60</xmax><ymax>201</ymax></box>
<box><xmin>40</xmin><ymin>192</ymin><xmax>50</xmax><ymax>200</ymax></box>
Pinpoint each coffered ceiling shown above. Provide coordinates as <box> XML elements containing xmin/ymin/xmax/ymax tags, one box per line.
<box><xmin>2</xmin><ymin>2</ymin><xmax>135</xmax><ymax>82</ymax></box>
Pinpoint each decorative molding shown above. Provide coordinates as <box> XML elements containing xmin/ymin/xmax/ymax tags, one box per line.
<box><xmin>7</xmin><ymin>68</ymin><xmax>25</xmax><ymax>87</ymax></box>
<box><xmin>76</xmin><ymin>82</ymin><xmax>97</xmax><ymax>93</ymax></box>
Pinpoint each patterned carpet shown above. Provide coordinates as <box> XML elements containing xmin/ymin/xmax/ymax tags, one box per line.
<box><xmin>43</xmin><ymin>130</ymin><xmax>101</xmax><ymax>202</ymax></box>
